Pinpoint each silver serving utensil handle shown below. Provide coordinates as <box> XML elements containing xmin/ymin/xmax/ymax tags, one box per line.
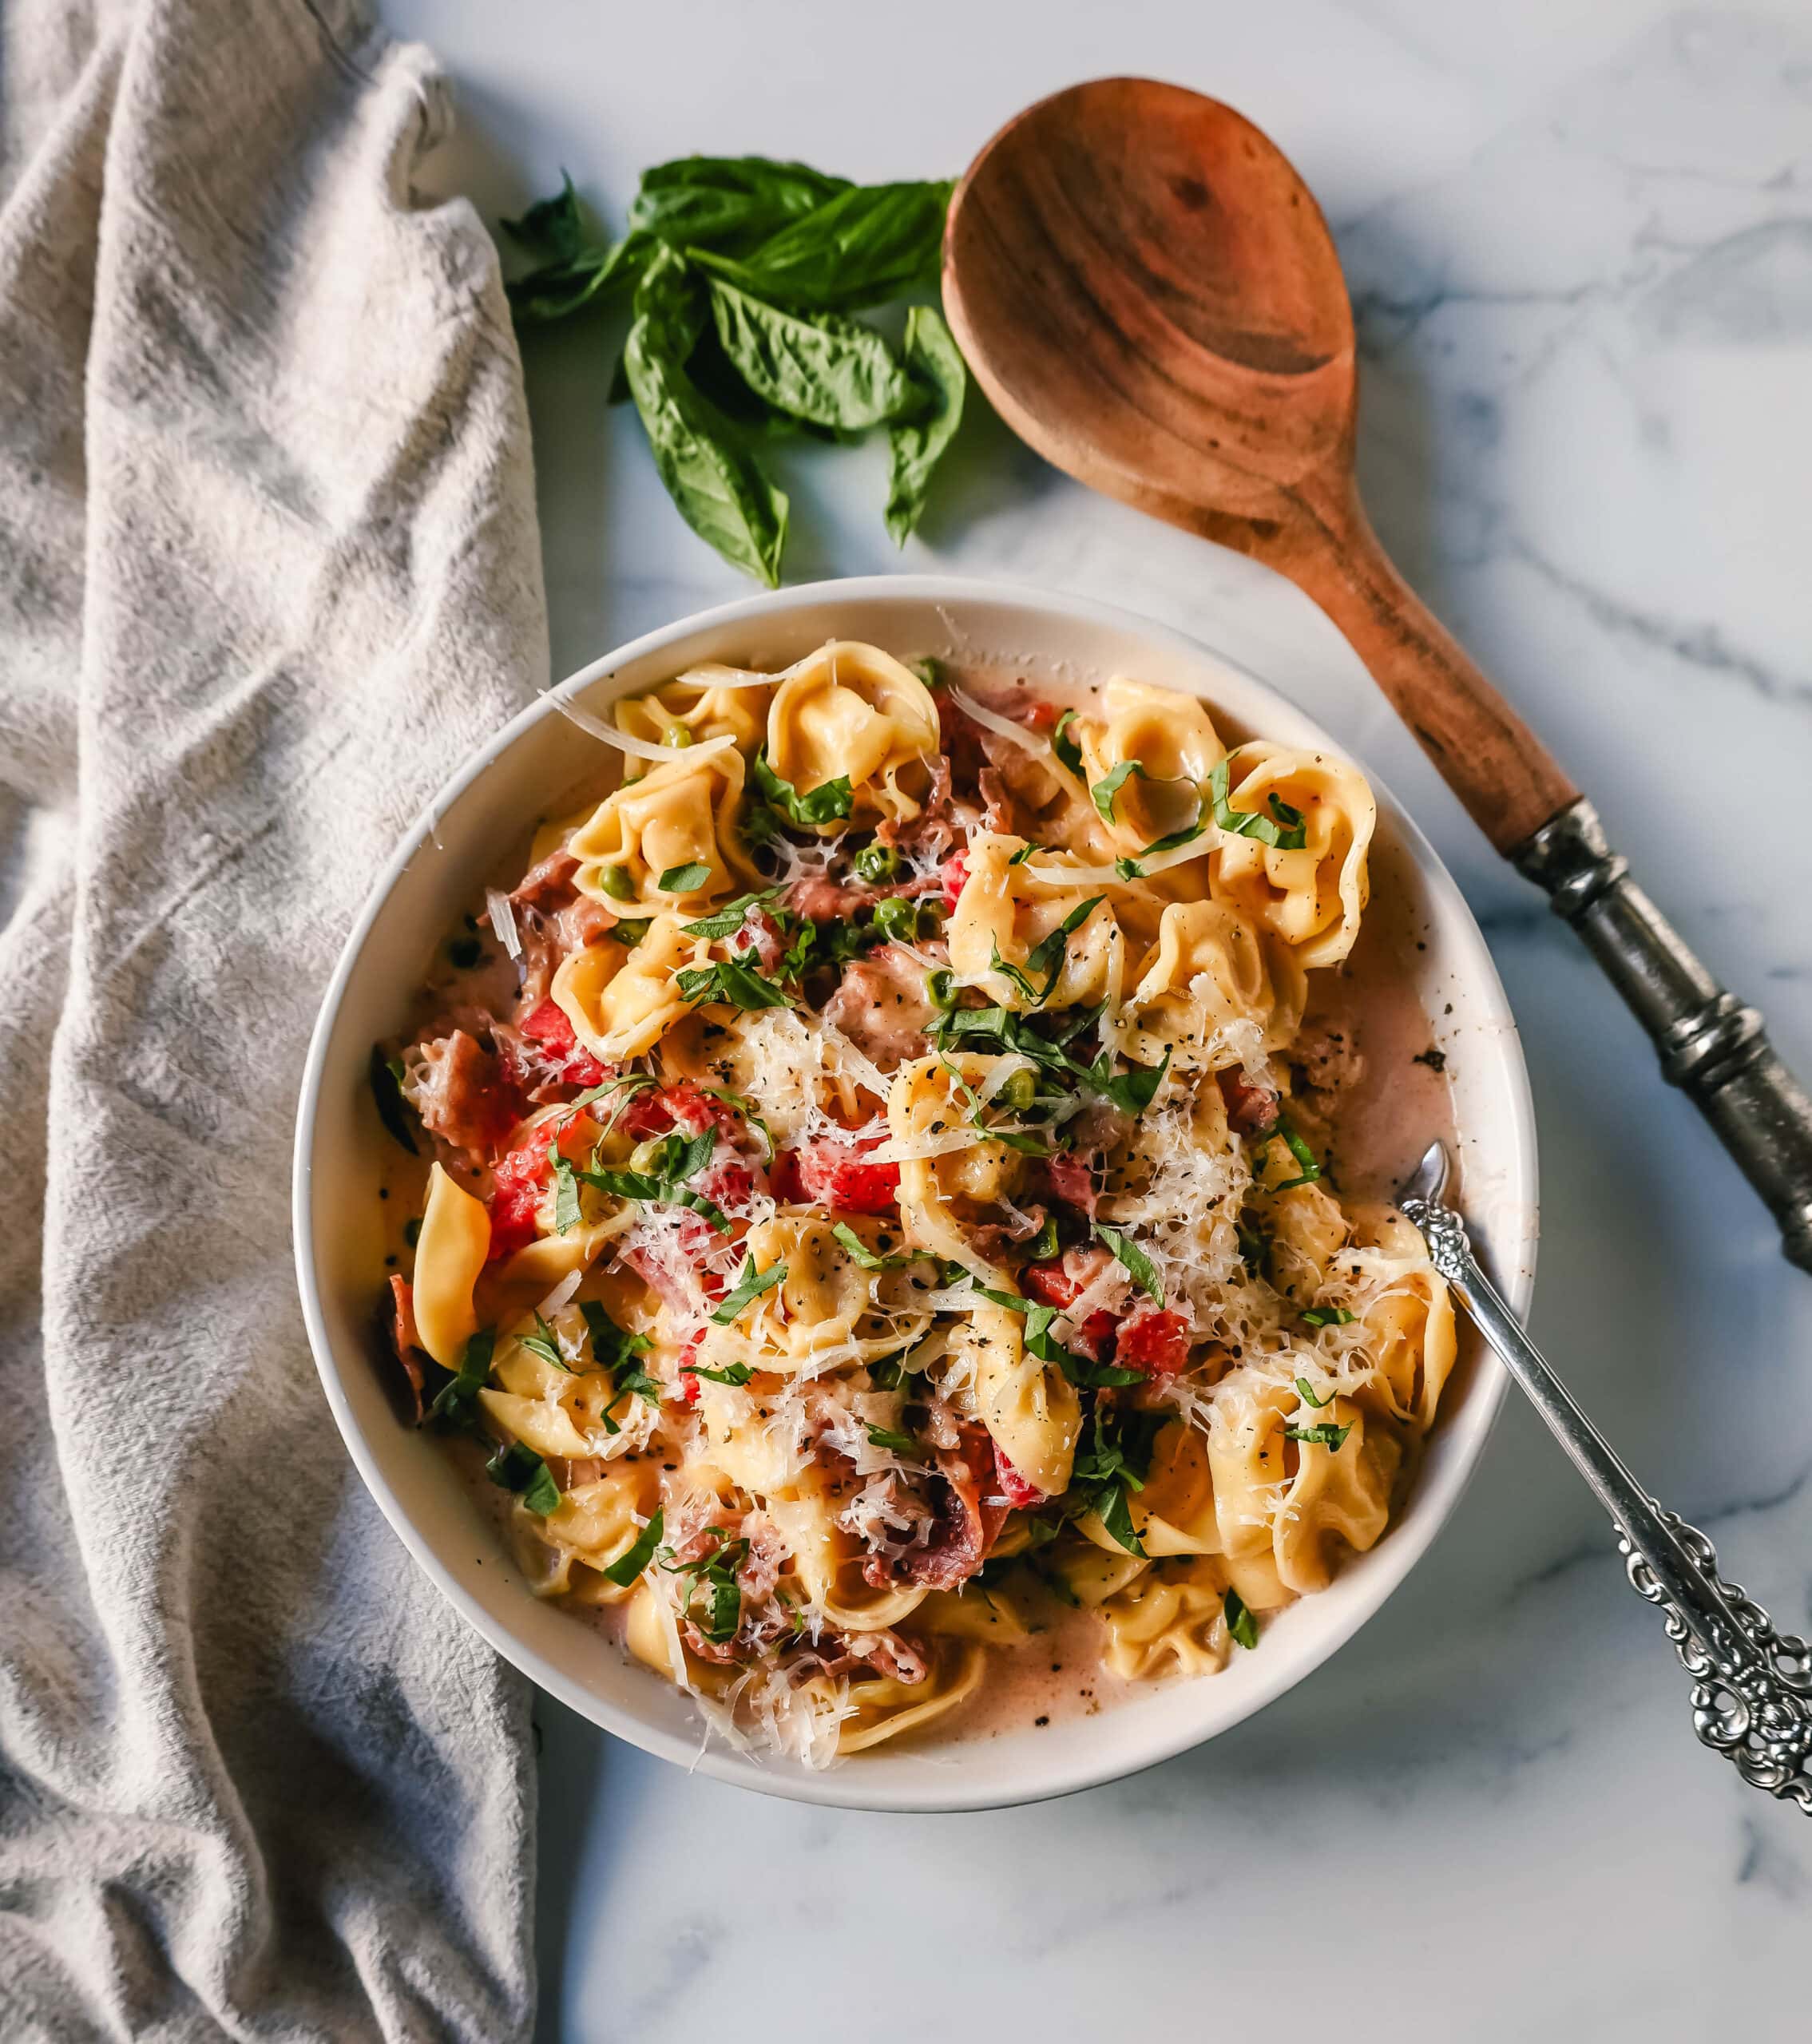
<box><xmin>1513</xmin><ymin>798</ymin><xmax>1812</xmax><ymax>1275</ymax></box>
<box><xmin>1401</xmin><ymin>1141</ymin><xmax>1812</xmax><ymax>1812</ymax></box>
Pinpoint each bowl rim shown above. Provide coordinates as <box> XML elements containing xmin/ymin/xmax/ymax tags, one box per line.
<box><xmin>292</xmin><ymin>572</ymin><xmax>1537</xmax><ymax>1812</ymax></box>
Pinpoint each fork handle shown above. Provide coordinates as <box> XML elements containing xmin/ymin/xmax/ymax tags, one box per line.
<box><xmin>1513</xmin><ymin>797</ymin><xmax>1812</xmax><ymax>1274</ymax></box>
<box><xmin>1402</xmin><ymin>1192</ymin><xmax>1812</xmax><ymax>1812</ymax></box>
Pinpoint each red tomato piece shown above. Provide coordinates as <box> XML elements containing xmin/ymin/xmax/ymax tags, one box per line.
<box><xmin>623</xmin><ymin>1081</ymin><xmax>739</xmax><ymax>1140</ymax></box>
<box><xmin>486</xmin><ymin>1143</ymin><xmax>548</xmax><ymax>1260</ymax></box>
<box><xmin>940</xmin><ymin>850</ymin><xmax>970</xmax><ymax>911</ymax></box>
<box><xmin>1116</xmin><ymin>1305</ymin><xmax>1191</xmax><ymax>1377</ymax></box>
<box><xmin>994</xmin><ymin>1452</ymin><xmax>1046</xmax><ymax>1510</ymax></box>
<box><xmin>517</xmin><ymin>997</ymin><xmax>609</xmax><ymax>1087</ymax></box>
<box><xmin>791</xmin><ymin>1138</ymin><xmax>900</xmax><ymax>1216</ymax></box>
<box><xmin>1022</xmin><ymin>1260</ymin><xmax>1117</xmax><ymax>1347</ymax></box>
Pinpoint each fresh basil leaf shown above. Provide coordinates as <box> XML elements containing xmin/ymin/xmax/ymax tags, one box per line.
<box><xmin>1269</xmin><ymin>794</ymin><xmax>1305</xmax><ymax>830</ymax></box>
<box><xmin>829</xmin><ymin>1222</ymin><xmax>919</xmax><ymax>1270</ymax></box>
<box><xmin>1224</xmin><ymin>1587</ymin><xmax>1259</xmax><ymax>1650</ymax></box>
<box><xmin>1295</xmin><ymin>1376</ymin><xmax>1332</xmax><ymax>1408</ymax></box>
<box><xmin>864</xmin><ymin>1422</ymin><xmax>925</xmax><ymax>1459</ymax></box>
<box><xmin>369</xmin><ymin>1046</ymin><xmax>418</xmax><ymax>1155</ymax></box>
<box><xmin>507</xmin><ymin>231</ymin><xmax>650</xmax><ymax>324</ymax></box>
<box><xmin>885</xmin><ymin>304</ymin><xmax>967</xmax><ymax>545</ymax></box>
<box><xmin>1113</xmin><ymin>856</ymin><xmax>1145</xmax><ymax>880</ymax></box>
<box><xmin>579</xmin><ymin>1299</ymin><xmax>651</xmax><ymax>1373</ymax></box>
<box><xmin>709</xmin><ymin>1253</ymin><xmax>787</xmax><ymax>1325</ymax></box>
<box><xmin>1284</xmin><ymin>1421</ymin><xmax>1353</xmax><ymax>1451</ymax></box>
<box><xmin>750</xmin><ymin>747</ymin><xmax>853</xmax><ymax>828</ymax></box>
<box><xmin>485</xmin><ymin>1437</ymin><xmax>562</xmax><ymax>1515</ymax></box>
<box><xmin>707</xmin><ymin>276</ymin><xmax>916</xmax><ymax>431</ymax></box>
<box><xmin>1300</xmin><ymin>1306</ymin><xmax>1354</xmax><ymax>1329</ymax></box>
<box><xmin>602</xmin><ymin>1506</ymin><xmax>665</xmax><ymax>1588</ymax></box>
<box><xmin>1267</xmin><ymin>1114</ymin><xmax>1323</xmax><ymax>1190</ymax></box>
<box><xmin>657</xmin><ymin>861</ymin><xmax>712</xmax><ymax>893</ymax></box>
<box><xmin>624</xmin><ymin>248</ymin><xmax>788</xmax><ymax>586</ymax></box>
<box><xmin>676</xmin><ymin>956</ymin><xmax>795</xmax><ymax>1011</ymax></box>
<box><xmin>688</xmin><ymin>1359</ymin><xmax>754</xmax><ymax>1387</ymax></box>
<box><xmin>429</xmin><ymin>1326</ymin><xmax>495</xmax><ymax>1431</ymax></box>
<box><xmin>499</xmin><ymin>174</ymin><xmax>590</xmax><ymax>266</ymax></box>
<box><xmin>517</xmin><ymin>1311</ymin><xmax>572</xmax><ymax>1373</ymax></box>
<box><xmin>601</xmin><ymin>1363</ymin><xmax>661</xmax><ymax>1429</ymax></box>
<box><xmin>1094</xmin><ymin>1224</ymin><xmax>1164</xmax><ymax>1305</ymax></box>
<box><xmin>693</xmin><ymin>180</ymin><xmax>953</xmax><ymax>311</ymax></box>
<box><xmin>1052</xmin><ymin>708</ymin><xmax>1084</xmax><ymax>779</ymax></box>
<box><xmin>629</xmin><ymin>156</ymin><xmax>851</xmax><ymax>251</ymax></box>
<box><xmin>1093</xmin><ymin>1045</ymin><xmax>1172</xmax><ymax>1115</ymax></box>
<box><xmin>1017</xmin><ymin>894</ymin><xmax>1105</xmax><ymax>1006</ymax></box>
<box><xmin>1208</xmin><ymin>756</ymin><xmax>1308</xmax><ymax>850</ymax></box>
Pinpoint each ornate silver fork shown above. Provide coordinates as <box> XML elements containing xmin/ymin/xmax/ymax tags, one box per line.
<box><xmin>1401</xmin><ymin>1141</ymin><xmax>1812</xmax><ymax>1813</ymax></box>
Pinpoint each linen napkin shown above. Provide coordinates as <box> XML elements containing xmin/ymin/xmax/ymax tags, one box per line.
<box><xmin>0</xmin><ymin>0</ymin><xmax>546</xmax><ymax>2035</ymax></box>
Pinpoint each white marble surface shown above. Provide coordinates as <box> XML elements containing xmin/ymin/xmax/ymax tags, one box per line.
<box><xmin>384</xmin><ymin>2</ymin><xmax>1812</xmax><ymax>2035</ymax></box>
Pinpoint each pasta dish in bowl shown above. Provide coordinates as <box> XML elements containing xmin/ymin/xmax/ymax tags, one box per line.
<box><xmin>295</xmin><ymin>579</ymin><xmax>1536</xmax><ymax>1808</ymax></box>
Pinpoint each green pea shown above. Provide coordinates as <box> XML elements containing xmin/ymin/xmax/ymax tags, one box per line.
<box><xmin>601</xmin><ymin>865</ymin><xmax>636</xmax><ymax>901</ymax></box>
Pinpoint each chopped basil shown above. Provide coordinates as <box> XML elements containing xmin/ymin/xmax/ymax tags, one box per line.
<box><xmin>579</xmin><ymin>1298</ymin><xmax>651</xmax><ymax>1373</ymax></box>
<box><xmin>485</xmin><ymin>1439</ymin><xmax>561</xmax><ymax>1516</ymax></box>
<box><xmin>1295</xmin><ymin>1375</ymin><xmax>1332</xmax><ymax>1408</ymax></box>
<box><xmin>1284</xmin><ymin>1420</ymin><xmax>1353</xmax><ymax>1451</ymax></box>
<box><xmin>1090</xmin><ymin>759</ymin><xmax>1147</xmax><ymax>822</ymax></box>
<box><xmin>829</xmin><ymin>1222</ymin><xmax>920</xmax><ymax>1270</ymax></box>
<box><xmin>601</xmin><ymin>1361</ymin><xmax>661</xmax><ymax>1431</ymax></box>
<box><xmin>1096</xmin><ymin>1482</ymin><xmax>1147</xmax><ymax>1558</ymax></box>
<box><xmin>1006</xmin><ymin>842</ymin><xmax>1041</xmax><ymax>866</ymax></box>
<box><xmin>602</xmin><ymin>1506</ymin><xmax>665</xmax><ymax>1588</ymax></box>
<box><xmin>1051</xmin><ymin>707</ymin><xmax>1084</xmax><ymax>779</ymax></box>
<box><xmin>688</xmin><ymin>1359</ymin><xmax>754</xmax><ymax>1387</ymax></box>
<box><xmin>368</xmin><ymin>1045</ymin><xmax>418</xmax><ymax>1155</ymax></box>
<box><xmin>853</xmin><ymin>842</ymin><xmax>900</xmax><ymax>883</ymax></box>
<box><xmin>864</xmin><ymin>1422</ymin><xmax>925</xmax><ymax>1459</ymax></box>
<box><xmin>517</xmin><ymin>1310</ymin><xmax>573</xmax><ymax>1373</ymax></box>
<box><xmin>1024</xmin><ymin>1213</ymin><xmax>1061</xmax><ymax>1262</ymax></box>
<box><xmin>1012</xmin><ymin>893</ymin><xmax>1105</xmax><ymax>1008</ymax></box>
<box><xmin>1267</xmin><ymin>1115</ymin><xmax>1323</xmax><ymax>1191</ymax></box>
<box><xmin>660</xmin><ymin>1524</ymin><xmax>748</xmax><ymax>1642</ymax></box>
<box><xmin>1208</xmin><ymin>757</ymin><xmax>1308</xmax><ymax>850</ymax></box>
<box><xmin>708</xmin><ymin>1252</ymin><xmax>787</xmax><ymax>1324</ymax></box>
<box><xmin>680</xmin><ymin>888</ymin><xmax>779</xmax><ymax>940</ymax></box>
<box><xmin>676</xmin><ymin>955</ymin><xmax>795</xmax><ymax>1011</ymax></box>
<box><xmin>1300</xmin><ymin>1305</ymin><xmax>1355</xmax><ymax>1328</ymax></box>
<box><xmin>1094</xmin><ymin>1223</ymin><xmax>1164</xmax><ymax>1304</ymax></box>
<box><xmin>656</xmin><ymin>860</ymin><xmax>712</xmax><ymax>893</ymax></box>
<box><xmin>548</xmin><ymin>1142</ymin><xmax>585</xmax><ymax>1234</ymax></box>
<box><xmin>1224</xmin><ymin>1587</ymin><xmax>1259</xmax><ymax>1650</ymax></box>
<box><xmin>428</xmin><ymin>1325</ymin><xmax>495</xmax><ymax>1431</ymax></box>
<box><xmin>573</xmin><ymin>1127</ymin><xmax>729</xmax><ymax>1231</ymax></box>
<box><xmin>750</xmin><ymin>747</ymin><xmax>853</xmax><ymax>829</ymax></box>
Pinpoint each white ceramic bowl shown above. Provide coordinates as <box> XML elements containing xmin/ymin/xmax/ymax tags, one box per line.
<box><xmin>293</xmin><ymin>576</ymin><xmax>1537</xmax><ymax>1812</ymax></box>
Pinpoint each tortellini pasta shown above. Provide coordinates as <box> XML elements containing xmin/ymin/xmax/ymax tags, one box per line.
<box><xmin>412</xmin><ymin>1164</ymin><xmax>489</xmax><ymax>1367</ymax></box>
<box><xmin>1070</xmin><ymin>676</ymin><xmax>1226</xmax><ymax>858</ymax></box>
<box><xmin>568</xmin><ymin>747</ymin><xmax>757</xmax><ymax>909</ymax></box>
<box><xmin>766</xmin><ymin>640</ymin><xmax>940</xmax><ymax>830</ymax></box>
<box><xmin>613</xmin><ymin>665</ymin><xmax>771</xmax><ymax>755</ymax></box>
<box><xmin>1209</xmin><ymin>741</ymin><xmax>1375</xmax><ymax>969</ymax></box>
<box><xmin>950</xmin><ymin>1299</ymin><xmax>1081</xmax><ymax>1500</ymax></box>
<box><xmin>552</xmin><ymin>915</ymin><xmax>704</xmax><ymax>1062</ymax></box>
<box><xmin>946</xmin><ymin>831</ymin><xmax>1130</xmax><ymax>1012</ymax></box>
<box><xmin>1121</xmin><ymin>900</ymin><xmax>1306</xmax><ymax>1071</ymax></box>
<box><xmin>700</xmin><ymin>1212</ymin><xmax>933</xmax><ymax>1373</ymax></box>
<box><xmin>1100</xmin><ymin>1557</ymin><xmax>1232</xmax><ymax>1679</ymax></box>
<box><xmin>888</xmin><ymin>1053</ymin><xmax>1030</xmax><ymax>1281</ymax></box>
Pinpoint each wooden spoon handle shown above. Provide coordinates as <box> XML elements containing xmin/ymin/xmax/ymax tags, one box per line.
<box><xmin>1267</xmin><ymin>478</ymin><xmax>1577</xmax><ymax>853</ymax></box>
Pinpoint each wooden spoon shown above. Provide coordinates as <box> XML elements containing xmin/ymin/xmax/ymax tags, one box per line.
<box><xmin>942</xmin><ymin>76</ymin><xmax>1812</xmax><ymax>1270</ymax></box>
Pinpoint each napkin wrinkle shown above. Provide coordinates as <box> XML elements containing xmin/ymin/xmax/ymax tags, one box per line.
<box><xmin>0</xmin><ymin>1</ymin><xmax>543</xmax><ymax>2038</ymax></box>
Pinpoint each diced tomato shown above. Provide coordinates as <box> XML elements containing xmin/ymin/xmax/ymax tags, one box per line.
<box><xmin>940</xmin><ymin>850</ymin><xmax>970</xmax><ymax>911</ymax></box>
<box><xmin>1116</xmin><ymin>1305</ymin><xmax>1191</xmax><ymax>1377</ymax></box>
<box><xmin>517</xmin><ymin>997</ymin><xmax>609</xmax><ymax>1087</ymax></box>
<box><xmin>995</xmin><ymin>1452</ymin><xmax>1046</xmax><ymax>1511</ymax></box>
<box><xmin>768</xmin><ymin>1147</ymin><xmax>805</xmax><ymax>1203</ymax></box>
<box><xmin>1045</xmin><ymin>1151</ymin><xmax>1097</xmax><ymax>1214</ymax></box>
<box><xmin>675</xmin><ymin>1330</ymin><xmax>704</xmax><ymax>1404</ymax></box>
<box><xmin>624</xmin><ymin>1081</ymin><xmax>740</xmax><ymax>1140</ymax></box>
<box><xmin>1023</xmin><ymin>1260</ymin><xmax>1117</xmax><ymax>1348</ymax></box>
<box><xmin>697</xmin><ymin>1159</ymin><xmax>759</xmax><ymax>1214</ymax></box>
<box><xmin>787</xmin><ymin>1138</ymin><xmax>900</xmax><ymax>1216</ymax></box>
<box><xmin>486</xmin><ymin>1143</ymin><xmax>549</xmax><ymax>1260</ymax></box>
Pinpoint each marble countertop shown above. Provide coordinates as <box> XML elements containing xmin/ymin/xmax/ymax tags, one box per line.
<box><xmin>385</xmin><ymin>1</ymin><xmax>1812</xmax><ymax>2034</ymax></box>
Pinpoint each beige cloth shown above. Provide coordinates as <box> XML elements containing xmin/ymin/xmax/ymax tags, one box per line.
<box><xmin>0</xmin><ymin>1</ymin><xmax>545</xmax><ymax>2036</ymax></box>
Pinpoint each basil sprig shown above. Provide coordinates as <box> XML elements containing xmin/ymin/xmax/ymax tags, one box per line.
<box><xmin>1300</xmin><ymin>1305</ymin><xmax>1355</xmax><ymax>1329</ymax></box>
<box><xmin>675</xmin><ymin>954</ymin><xmax>795</xmax><ymax>1012</ymax></box>
<box><xmin>502</xmin><ymin>160</ymin><xmax>964</xmax><ymax>576</ymax></box>
<box><xmin>688</xmin><ymin>1359</ymin><xmax>754</xmax><ymax>1388</ymax></box>
<box><xmin>750</xmin><ymin>747</ymin><xmax>853</xmax><ymax>829</ymax></box>
<box><xmin>657</xmin><ymin>861</ymin><xmax>712</xmax><ymax>893</ymax></box>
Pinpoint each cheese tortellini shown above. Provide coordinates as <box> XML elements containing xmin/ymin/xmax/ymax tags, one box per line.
<box><xmin>389</xmin><ymin>643</ymin><xmax>1465</xmax><ymax>1769</ymax></box>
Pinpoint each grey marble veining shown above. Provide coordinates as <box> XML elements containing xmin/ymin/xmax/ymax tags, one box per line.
<box><xmin>383</xmin><ymin>2</ymin><xmax>1812</xmax><ymax>2034</ymax></box>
